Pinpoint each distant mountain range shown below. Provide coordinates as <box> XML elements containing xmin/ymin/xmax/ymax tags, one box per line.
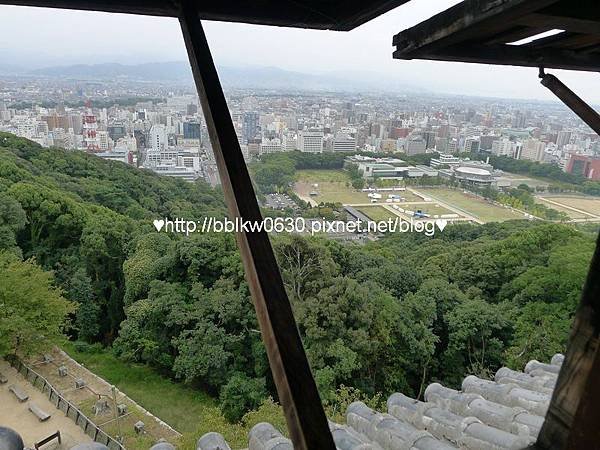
<box><xmin>30</xmin><ymin>62</ymin><xmax>193</xmax><ymax>81</ymax></box>
<box><xmin>0</xmin><ymin>61</ymin><xmax>426</xmax><ymax>93</ymax></box>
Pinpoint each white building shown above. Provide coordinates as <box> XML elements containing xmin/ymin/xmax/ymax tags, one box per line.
<box><xmin>149</xmin><ymin>124</ymin><xmax>167</xmax><ymax>152</ymax></box>
<box><xmin>491</xmin><ymin>138</ymin><xmax>516</xmax><ymax>157</ymax></box>
<box><xmin>152</xmin><ymin>164</ymin><xmax>201</xmax><ymax>182</ymax></box>
<box><xmin>297</xmin><ymin>128</ymin><xmax>323</xmax><ymax>153</ymax></box>
<box><xmin>98</xmin><ymin>130</ymin><xmax>111</xmax><ymax>151</ymax></box>
<box><xmin>96</xmin><ymin>146</ymin><xmax>132</xmax><ymax>165</ymax></box>
<box><xmin>519</xmin><ymin>138</ymin><xmax>545</xmax><ymax>162</ymax></box>
<box><xmin>260</xmin><ymin>138</ymin><xmax>282</xmax><ymax>154</ymax></box>
<box><xmin>332</xmin><ymin>132</ymin><xmax>356</xmax><ymax>152</ymax></box>
<box><xmin>430</xmin><ymin>153</ymin><xmax>460</xmax><ymax>168</ymax></box>
<box><xmin>282</xmin><ymin>132</ymin><xmax>297</xmax><ymax>151</ymax></box>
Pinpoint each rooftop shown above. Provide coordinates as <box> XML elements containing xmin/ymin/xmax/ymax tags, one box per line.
<box><xmin>196</xmin><ymin>354</ymin><xmax>562</xmax><ymax>449</ymax></box>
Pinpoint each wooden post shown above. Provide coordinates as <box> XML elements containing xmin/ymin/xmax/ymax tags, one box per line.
<box><xmin>536</xmin><ymin>232</ymin><xmax>600</xmax><ymax>449</ymax></box>
<box><xmin>178</xmin><ymin>3</ymin><xmax>336</xmax><ymax>449</ymax></box>
<box><xmin>539</xmin><ymin>69</ymin><xmax>600</xmax><ymax>135</ymax></box>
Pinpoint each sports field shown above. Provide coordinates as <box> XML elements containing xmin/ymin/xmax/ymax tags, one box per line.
<box><xmin>402</xmin><ymin>202</ymin><xmax>456</xmax><ymax>217</ymax></box>
<box><xmin>418</xmin><ymin>188</ymin><xmax>525</xmax><ymax>222</ymax></box>
<box><xmin>295</xmin><ymin>169</ymin><xmax>351</xmax><ymax>183</ymax></box>
<box><xmin>295</xmin><ymin>180</ymin><xmax>372</xmax><ymax>204</ymax></box>
<box><xmin>294</xmin><ymin>170</ymin><xmax>422</xmax><ymax>204</ymax></box>
<box><xmin>536</xmin><ymin>196</ymin><xmax>600</xmax><ymax>219</ymax></box>
<box><xmin>292</xmin><ymin>170</ymin><xmax>528</xmax><ymax>224</ymax></box>
<box><xmin>356</xmin><ymin>206</ymin><xmax>398</xmax><ymax>222</ymax></box>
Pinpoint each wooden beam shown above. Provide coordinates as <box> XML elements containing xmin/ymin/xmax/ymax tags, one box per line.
<box><xmin>516</xmin><ymin>13</ymin><xmax>600</xmax><ymax>35</ymax></box>
<box><xmin>1</xmin><ymin>0</ymin><xmax>410</xmax><ymax>30</ymax></box>
<box><xmin>178</xmin><ymin>3</ymin><xmax>336</xmax><ymax>450</ymax></box>
<box><xmin>0</xmin><ymin>0</ymin><xmax>178</xmax><ymax>17</ymax></box>
<box><xmin>392</xmin><ymin>0</ymin><xmax>561</xmax><ymax>57</ymax></box>
<box><xmin>394</xmin><ymin>43</ymin><xmax>600</xmax><ymax>72</ymax></box>
<box><xmin>484</xmin><ymin>25</ymin><xmax>550</xmax><ymax>45</ymax></box>
<box><xmin>539</xmin><ymin>71</ymin><xmax>600</xmax><ymax>135</ymax></box>
<box><xmin>324</xmin><ymin>0</ymin><xmax>410</xmax><ymax>31</ymax></box>
<box><xmin>524</xmin><ymin>32</ymin><xmax>600</xmax><ymax>51</ymax></box>
<box><xmin>536</xmin><ymin>232</ymin><xmax>600</xmax><ymax>449</ymax></box>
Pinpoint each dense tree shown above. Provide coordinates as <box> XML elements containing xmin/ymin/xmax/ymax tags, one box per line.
<box><xmin>219</xmin><ymin>373</ymin><xmax>267</xmax><ymax>422</ymax></box>
<box><xmin>0</xmin><ymin>132</ymin><xmax>594</xmax><ymax>423</ymax></box>
<box><xmin>0</xmin><ymin>252</ymin><xmax>76</xmax><ymax>356</ymax></box>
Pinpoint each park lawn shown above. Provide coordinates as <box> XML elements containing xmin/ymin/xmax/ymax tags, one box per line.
<box><xmin>418</xmin><ymin>188</ymin><xmax>525</xmax><ymax>222</ymax></box>
<box><xmin>356</xmin><ymin>206</ymin><xmax>398</xmax><ymax>222</ymax></box>
<box><xmin>295</xmin><ymin>181</ymin><xmax>371</xmax><ymax>204</ymax></box>
<box><xmin>62</xmin><ymin>343</ymin><xmax>285</xmax><ymax>450</ymax></box>
<box><xmin>295</xmin><ymin>169</ymin><xmax>350</xmax><ymax>183</ymax></box>
<box><xmin>544</xmin><ymin>196</ymin><xmax>600</xmax><ymax>217</ymax></box>
<box><xmin>404</xmin><ymin>202</ymin><xmax>456</xmax><ymax>217</ymax></box>
<box><xmin>535</xmin><ymin>197</ymin><xmax>589</xmax><ymax>219</ymax></box>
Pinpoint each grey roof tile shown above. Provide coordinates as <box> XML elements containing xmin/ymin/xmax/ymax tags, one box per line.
<box><xmin>196</xmin><ymin>356</ymin><xmax>562</xmax><ymax>450</ymax></box>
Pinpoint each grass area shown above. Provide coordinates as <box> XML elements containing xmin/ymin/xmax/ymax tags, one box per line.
<box><xmin>62</xmin><ymin>343</ymin><xmax>286</xmax><ymax>450</ymax></box>
<box><xmin>541</xmin><ymin>196</ymin><xmax>600</xmax><ymax>217</ymax></box>
<box><xmin>417</xmin><ymin>188</ymin><xmax>525</xmax><ymax>222</ymax></box>
<box><xmin>405</xmin><ymin>202</ymin><xmax>455</xmax><ymax>217</ymax></box>
<box><xmin>496</xmin><ymin>171</ymin><xmax>550</xmax><ymax>189</ymax></box>
<box><xmin>294</xmin><ymin>171</ymin><xmax>421</xmax><ymax>206</ymax></box>
<box><xmin>535</xmin><ymin>197</ymin><xmax>589</xmax><ymax>219</ymax></box>
<box><xmin>295</xmin><ymin>169</ymin><xmax>351</xmax><ymax>183</ymax></box>
<box><xmin>356</xmin><ymin>206</ymin><xmax>398</xmax><ymax>222</ymax></box>
<box><xmin>295</xmin><ymin>181</ymin><xmax>371</xmax><ymax>204</ymax></box>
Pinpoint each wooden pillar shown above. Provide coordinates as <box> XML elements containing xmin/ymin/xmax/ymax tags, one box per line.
<box><xmin>536</xmin><ymin>232</ymin><xmax>600</xmax><ymax>449</ymax></box>
<box><xmin>178</xmin><ymin>4</ymin><xmax>336</xmax><ymax>449</ymax></box>
<box><xmin>539</xmin><ymin>69</ymin><xmax>600</xmax><ymax>136</ymax></box>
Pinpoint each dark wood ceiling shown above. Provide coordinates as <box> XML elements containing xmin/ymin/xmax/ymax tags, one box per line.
<box><xmin>2</xmin><ymin>0</ymin><xmax>410</xmax><ymax>30</ymax></box>
<box><xmin>393</xmin><ymin>0</ymin><xmax>600</xmax><ymax>72</ymax></box>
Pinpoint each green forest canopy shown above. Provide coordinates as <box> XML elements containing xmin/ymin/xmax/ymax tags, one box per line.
<box><xmin>0</xmin><ymin>131</ymin><xmax>594</xmax><ymax>422</ymax></box>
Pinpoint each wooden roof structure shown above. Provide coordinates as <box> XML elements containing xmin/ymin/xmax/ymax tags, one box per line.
<box><xmin>393</xmin><ymin>0</ymin><xmax>600</xmax><ymax>72</ymax></box>
<box><xmin>2</xmin><ymin>0</ymin><xmax>410</xmax><ymax>30</ymax></box>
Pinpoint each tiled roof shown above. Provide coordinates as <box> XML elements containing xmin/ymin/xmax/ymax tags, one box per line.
<box><xmin>198</xmin><ymin>355</ymin><xmax>562</xmax><ymax>450</ymax></box>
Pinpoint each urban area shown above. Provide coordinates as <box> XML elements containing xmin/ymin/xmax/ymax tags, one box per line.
<box><xmin>0</xmin><ymin>64</ymin><xmax>598</xmax><ymax>450</ymax></box>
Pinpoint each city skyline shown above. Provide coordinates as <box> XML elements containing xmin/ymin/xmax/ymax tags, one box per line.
<box><xmin>1</xmin><ymin>1</ymin><xmax>600</xmax><ymax>102</ymax></box>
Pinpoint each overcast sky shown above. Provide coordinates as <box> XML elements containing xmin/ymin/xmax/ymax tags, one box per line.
<box><xmin>1</xmin><ymin>1</ymin><xmax>599</xmax><ymax>102</ymax></box>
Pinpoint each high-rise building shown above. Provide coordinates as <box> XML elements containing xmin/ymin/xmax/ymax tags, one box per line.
<box><xmin>406</xmin><ymin>136</ymin><xmax>426</xmax><ymax>156</ymax></box>
<box><xmin>282</xmin><ymin>132</ymin><xmax>297</xmax><ymax>151</ymax></box>
<box><xmin>297</xmin><ymin>128</ymin><xmax>323</xmax><ymax>153</ymax></box>
<box><xmin>519</xmin><ymin>138</ymin><xmax>545</xmax><ymax>161</ymax></box>
<box><xmin>149</xmin><ymin>124</ymin><xmax>167</xmax><ymax>151</ymax></box>
<box><xmin>108</xmin><ymin>123</ymin><xmax>126</xmax><ymax>141</ymax></box>
<box><xmin>332</xmin><ymin>132</ymin><xmax>356</xmax><ymax>152</ymax></box>
<box><xmin>556</xmin><ymin>130</ymin><xmax>572</xmax><ymax>149</ymax></box>
<box><xmin>491</xmin><ymin>138</ymin><xmax>515</xmax><ymax>157</ymax></box>
<box><xmin>479</xmin><ymin>135</ymin><xmax>498</xmax><ymax>151</ymax></box>
<box><xmin>422</xmin><ymin>130</ymin><xmax>437</xmax><ymax>149</ymax></box>
<box><xmin>82</xmin><ymin>110</ymin><xmax>100</xmax><ymax>152</ymax></box>
<box><xmin>512</xmin><ymin>111</ymin><xmax>526</xmax><ymax>128</ymax></box>
<box><xmin>183</xmin><ymin>121</ymin><xmax>201</xmax><ymax>140</ymax></box>
<box><xmin>462</xmin><ymin>137</ymin><xmax>480</xmax><ymax>153</ymax></box>
<box><xmin>242</xmin><ymin>112</ymin><xmax>259</xmax><ymax>143</ymax></box>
